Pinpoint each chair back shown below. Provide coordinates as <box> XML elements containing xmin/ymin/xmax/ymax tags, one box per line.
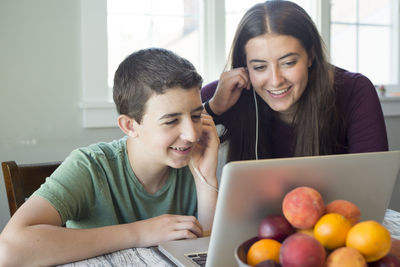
<box><xmin>1</xmin><ymin>161</ymin><xmax>61</xmax><ymax>216</ymax></box>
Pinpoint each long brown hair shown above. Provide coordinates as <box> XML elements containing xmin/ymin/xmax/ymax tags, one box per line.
<box><xmin>220</xmin><ymin>0</ymin><xmax>342</xmax><ymax>161</ymax></box>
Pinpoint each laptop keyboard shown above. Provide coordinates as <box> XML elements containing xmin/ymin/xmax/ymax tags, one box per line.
<box><xmin>185</xmin><ymin>252</ymin><xmax>208</xmax><ymax>267</ymax></box>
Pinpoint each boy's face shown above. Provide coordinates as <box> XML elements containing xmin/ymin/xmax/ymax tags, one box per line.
<box><xmin>134</xmin><ymin>87</ymin><xmax>203</xmax><ymax>169</ymax></box>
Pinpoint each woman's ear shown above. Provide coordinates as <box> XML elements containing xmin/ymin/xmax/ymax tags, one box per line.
<box><xmin>117</xmin><ymin>115</ymin><xmax>138</xmax><ymax>137</ymax></box>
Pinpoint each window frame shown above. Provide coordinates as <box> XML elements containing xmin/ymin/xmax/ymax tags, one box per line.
<box><xmin>80</xmin><ymin>0</ymin><xmax>400</xmax><ymax>128</ymax></box>
<box><xmin>387</xmin><ymin>0</ymin><xmax>400</xmax><ymax>92</ymax></box>
<box><xmin>80</xmin><ymin>0</ymin><xmax>118</xmax><ymax>128</ymax></box>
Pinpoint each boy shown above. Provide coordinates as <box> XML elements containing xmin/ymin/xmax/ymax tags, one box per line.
<box><xmin>0</xmin><ymin>48</ymin><xmax>219</xmax><ymax>266</ymax></box>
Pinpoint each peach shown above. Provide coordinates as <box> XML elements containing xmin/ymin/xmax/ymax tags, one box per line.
<box><xmin>325</xmin><ymin>199</ymin><xmax>361</xmax><ymax>225</ymax></box>
<box><xmin>282</xmin><ymin>186</ymin><xmax>324</xmax><ymax>229</ymax></box>
<box><xmin>326</xmin><ymin>247</ymin><xmax>367</xmax><ymax>267</ymax></box>
<box><xmin>279</xmin><ymin>233</ymin><xmax>326</xmax><ymax>267</ymax></box>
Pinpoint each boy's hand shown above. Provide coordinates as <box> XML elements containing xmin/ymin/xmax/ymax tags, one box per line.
<box><xmin>190</xmin><ymin>113</ymin><xmax>219</xmax><ymax>187</ymax></box>
<box><xmin>189</xmin><ymin>114</ymin><xmax>219</xmax><ymax>232</ymax></box>
<box><xmin>132</xmin><ymin>214</ymin><xmax>203</xmax><ymax>247</ymax></box>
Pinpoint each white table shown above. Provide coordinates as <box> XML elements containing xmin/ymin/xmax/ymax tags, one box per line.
<box><xmin>59</xmin><ymin>209</ymin><xmax>400</xmax><ymax>267</ymax></box>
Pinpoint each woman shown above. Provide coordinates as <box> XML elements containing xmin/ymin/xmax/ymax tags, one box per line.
<box><xmin>202</xmin><ymin>0</ymin><xmax>388</xmax><ymax>162</ymax></box>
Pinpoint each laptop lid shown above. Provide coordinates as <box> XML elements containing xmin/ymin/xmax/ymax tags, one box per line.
<box><xmin>206</xmin><ymin>151</ymin><xmax>400</xmax><ymax>266</ymax></box>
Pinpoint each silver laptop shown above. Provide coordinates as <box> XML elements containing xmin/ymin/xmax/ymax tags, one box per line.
<box><xmin>158</xmin><ymin>151</ymin><xmax>400</xmax><ymax>267</ymax></box>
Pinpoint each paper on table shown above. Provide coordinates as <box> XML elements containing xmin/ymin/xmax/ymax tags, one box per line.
<box><xmin>383</xmin><ymin>209</ymin><xmax>400</xmax><ymax>239</ymax></box>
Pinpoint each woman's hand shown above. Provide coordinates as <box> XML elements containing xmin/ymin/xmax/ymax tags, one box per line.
<box><xmin>208</xmin><ymin>67</ymin><xmax>251</xmax><ymax>116</ymax></box>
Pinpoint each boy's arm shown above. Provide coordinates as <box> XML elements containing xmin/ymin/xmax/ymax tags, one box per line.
<box><xmin>190</xmin><ymin>114</ymin><xmax>220</xmax><ymax>233</ymax></box>
<box><xmin>0</xmin><ymin>196</ymin><xmax>203</xmax><ymax>267</ymax></box>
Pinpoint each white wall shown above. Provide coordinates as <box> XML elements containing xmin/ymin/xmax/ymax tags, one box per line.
<box><xmin>0</xmin><ymin>0</ymin><xmax>123</xmax><ymax>230</ymax></box>
<box><xmin>1</xmin><ymin>0</ymin><xmax>399</xmax><ymax>232</ymax></box>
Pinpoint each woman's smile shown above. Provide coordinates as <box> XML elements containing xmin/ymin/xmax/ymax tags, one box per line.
<box><xmin>267</xmin><ymin>85</ymin><xmax>292</xmax><ymax>98</ymax></box>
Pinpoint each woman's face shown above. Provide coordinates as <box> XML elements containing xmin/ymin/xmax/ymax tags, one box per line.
<box><xmin>245</xmin><ymin>33</ymin><xmax>312</xmax><ymax>123</ymax></box>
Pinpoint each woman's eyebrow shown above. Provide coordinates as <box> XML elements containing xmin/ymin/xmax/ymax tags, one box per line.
<box><xmin>248</xmin><ymin>59</ymin><xmax>267</xmax><ymax>64</ymax></box>
<box><xmin>248</xmin><ymin>52</ymin><xmax>299</xmax><ymax>63</ymax></box>
<box><xmin>278</xmin><ymin>52</ymin><xmax>299</xmax><ymax>60</ymax></box>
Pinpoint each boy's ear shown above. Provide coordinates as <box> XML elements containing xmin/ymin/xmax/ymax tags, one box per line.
<box><xmin>117</xmin><ymin>114</ymin><xmax>139</xmax><ymax>137</ymax></box>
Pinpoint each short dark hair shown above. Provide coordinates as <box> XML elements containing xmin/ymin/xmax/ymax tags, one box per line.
<box><xmin>113</xmin><ymin>48</ymin><xmax>203</xmax><ymax>123</ymax></box>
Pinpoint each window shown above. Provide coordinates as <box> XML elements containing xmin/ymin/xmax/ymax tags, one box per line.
<box><xmin>330</xmin><ymin>0</ymin><xmax>398</xmax><ymax>87</ymax></box>
<box><xmin>81</xmin><ymin>0</ymin><xmax>400</xmax><ymax>128</ymax></box>
<box><xmin>224</xmin><ymin>0</ymin><xmax>266</xmax><ymax>56</ymax></box>
<box><xmin>107</xmin><ymin>0</ymin><xmax>201</xmax><ymax>89</ymax></box>
<box><xmin>106</xmin><ymin>0</ymin><xmax>314</xmax><ymax>95</ymax></box>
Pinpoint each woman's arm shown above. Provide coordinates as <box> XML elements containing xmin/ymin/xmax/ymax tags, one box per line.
<box><xmin>342</xmin><ymin>72</ymin><xmax>388</xmax><ymax>153</ymax></box>
<box><xmin>201</xmin><ymin>68</ymin><xmax>251</xmax><ymax>117</ymax></box>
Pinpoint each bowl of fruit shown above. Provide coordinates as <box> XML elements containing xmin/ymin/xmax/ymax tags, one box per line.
<box><xmin>235</xmin><ymin>186</ymin><xmax>400</xmax><ymax>267</ymax></box>
<box><xmin>234</xmin><ymin>236</ymin><xmax>259</xmax><ymax>267</ymax></box>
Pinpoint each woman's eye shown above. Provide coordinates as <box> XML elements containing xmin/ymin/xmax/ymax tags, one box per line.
<box><xmin>283</xmin><ymin>60</ymin><xmax>297</xmax><ymax>67</ymax></box>
<box><xmin>253</xmin><ymin>65</ymin><xmax>266</xmax><ymax>71</ymax></box>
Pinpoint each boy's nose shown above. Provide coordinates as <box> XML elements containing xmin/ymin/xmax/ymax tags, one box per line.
<box><xmin>180</xmin><ymin>121</ymin><xmax>198</xmax><ymax>142</ymax></box>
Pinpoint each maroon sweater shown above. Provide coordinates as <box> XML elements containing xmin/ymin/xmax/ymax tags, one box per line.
<box><xmin>201</xmin><ymin>68</ymin><xmax>388</xmax><ymax>158</ymax></box>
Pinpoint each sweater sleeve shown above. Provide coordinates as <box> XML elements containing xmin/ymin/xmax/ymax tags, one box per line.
<box><xmin>201</xmin><ymin>80</ymin><xmax>225</xmax><ymax>124</ymax></box>
<box><xmin>201</xmin><ymin>80</ymin><xmax>218</xmax><ymax>103</ymax></box>
<box><xmin>339</xmin><ymin>71</ymin><xmax>389</xmax><ymax>153</ymax></box>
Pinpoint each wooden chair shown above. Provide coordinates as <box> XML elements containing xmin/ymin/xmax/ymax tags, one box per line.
<box><xmin>1</xmin><ymin>161</ymin><xmax>61</xmax><ymax>216</ymax></box>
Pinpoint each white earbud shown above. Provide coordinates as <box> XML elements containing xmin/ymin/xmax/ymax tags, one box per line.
<box><xmin>252</xmin><ymin>88</ymin><xmax>259</xmax><ymax>160</ymax></box>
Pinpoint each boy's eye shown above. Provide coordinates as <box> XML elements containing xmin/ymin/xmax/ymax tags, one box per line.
<box><xmin>192</xmin><ymin>114</ymin><xmax>201</xmax><ymax>121</ymax></box>
<box><xmin>165</xmin><ymin>119</ymin><xmax>178</xmax><ymax>125</ymax></box>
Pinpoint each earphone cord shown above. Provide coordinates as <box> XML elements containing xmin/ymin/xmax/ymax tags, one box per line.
<box><xmin>191</xmin><ymin>161</ymin><xmax>219</xmax><ymax>192</ymax></box>
<box><xmin>252</xmin><ymin>88</ymin><xmax>259</xmax><ymax>160</ymax></box>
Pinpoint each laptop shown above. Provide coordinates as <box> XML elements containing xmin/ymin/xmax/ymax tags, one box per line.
<box><xmin>158</xmin><ymin>151</ymin><xmax>400</xmax><ymax>267</ymax></box>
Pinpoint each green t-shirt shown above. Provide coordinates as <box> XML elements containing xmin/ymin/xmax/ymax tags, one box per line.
<box><xmin>33</xmin><ymin>137</ymin><xmax>197</xmax><ymax>228</ymax></box>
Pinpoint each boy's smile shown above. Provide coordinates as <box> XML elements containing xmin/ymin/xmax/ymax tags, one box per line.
<box><xmin>170</xmin><ymin>146</ymin><xmax>192</xmax><ymax>153</ymax></box>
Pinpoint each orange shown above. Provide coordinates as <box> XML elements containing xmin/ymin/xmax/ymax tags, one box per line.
<box><xmin>247</xmin><ymin>239</ymin><xmax>281</xmax><ymax>266</ymax></box>
<box><xmin>313</xmin><ymin>213</ymin><xmax>352</xmax><ymax>250</ymax></box>
<box><xmin>346</xmin><ymin>220</ymin><xmax>391</xmax><ymax>262</ymax></box>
